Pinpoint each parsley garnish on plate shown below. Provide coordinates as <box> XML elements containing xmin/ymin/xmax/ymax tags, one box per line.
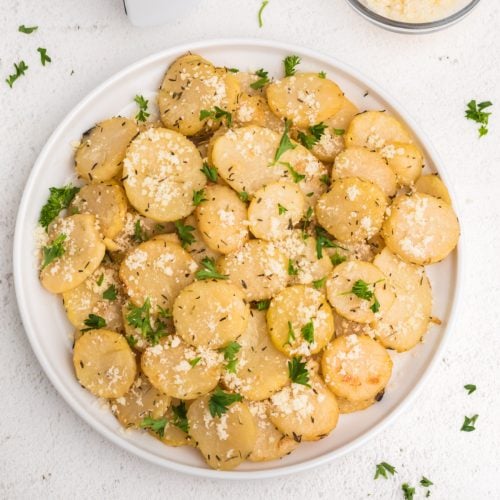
<box><xmin>333</xmin><ymin>128</ymin><xmax>345</xmax><ymax>135</ymax></box>
<box><xmin>465</xmin><ymin>99</ymin><xmax>493</xmax><ymax>137</ymax></box>
<box><xmin>133</xmin><ymin>220</ymin><xmax>147</xmax><ymax>243</ymax></box>
<box><xmin>278</xmin><ymin>203</ymin><xmax>288</xmax><ymax>215</ymax></box>
<box><xmin>81</xmin><ymin>313</ymin><xmax>106</xmax><ymax>332</ymax></box>
<box><xmin>461</xmin><ymin>414</ymin><xmax>478</xmax><ymax>432</ymax></box>
<box><xmin>6</xmin><ymin>60</ymin><xmax>28</xmax><ymax>88</ymax></box>
<box><xmin>402</xmin><ymin>483</ymin><xmax>415</xmax><ymax>500</ymax></box>
<box><xmin>37</xmin><ymin>47</ymin><xmax>51</xmax><ymax>66</ymax></box>
<box><xmin>285</xmin><ymin>321</ymin><xmax>296</xmax><ymax>346</ymax></box>
<box><xmin>126</xmin><ymin>335</ymin><xmax>138</xmax><ymax>348</ymax></box>
<box><xmin>274</xmin><ymin>119</ymin><xmax>296</xmax><ymax>163</ymax></box>
<box><xmin>41</xmin><ymin>234</ymin><xmax>66</xmax><ymax>269</ymax></box>
<box><xmin>330</xmin><ymin>252</ymin><xmax>347</xmax><ymax>266</ymax></box>
<box><xmin>171</xmin><ymin>401</ymin><xmax>189</xmax><ymax>433</ymax></box>
<box><xmin>258</xmin><ymin>0</ymin><xmax>269</xmax><ymax>28</ymax></box>
<box><xmin>195</xmin><ymin>257</ymin><xmax>228</xmax><ymax>281</ymax></box>
<box><xmin>189</xmin><ymin>357</ymin><xmax>201</xmax><ymax>367</ymax></box>
<box><xmin>250</xmin><ymin>68</ymin><xmax>270</xmax><ymax>90</ymax></box>
<box><xmin>287</xmin><ymin>259</ymin><xmax>298</xmax><ymax>276</ymax></box>
<box><xmin>208</xmin><ymin>387</ymin><xmax>242</xmax><ymax>417</ymax></box>
<box><xmin>282</xmin><ymin>162</ymin><xmax>305</xmax><ymax>183</ymax></box>
<box><xmin>39</xmin><ymin>185</ymin><xmax>80</xmax><ymax>230</ymax></box>
<box><xmin>134</xmin><ymin>95</ymin><xmax>150</xmax><ymax>122</ymax></box>
<box><xmin>374</xmin><ymin>461</ymin><xmax>396</xmax><ymax>479</ymax></box>
<box><xmin>201</xmin><ymin>162</ymin><xmax>218</xmax><ymax>182</ymax></box>
<box><xmin>420</xmin><ymin>477</ymin><xmax>433</xmax><ymax>487</ymax></box>
<box><xmin>103</xmin><ymin>284</ymin><xmax>117</xmax><ymax>301</ymax></box>
<box><xmin>18</xmin><ymin>25</ymin><xmax>38</xmax><ymax>34</ymax></box>
<box><xmin>298</xmin><ymin>122</ymin><xmax>327</xmax><ymax>149</ymax></box>
<box><xmin>96</xmin><ymin>274</ymin><xmax>104</xmax><ymax>286</ymax></box>
<box><xmin>199</xmin><ymin>106</ymin><xmax>232</xmax><ymax>127</ymax></box>
<box><xmin>341</xmin><ymin>278</ymin><xmax>383</xmax><ymax>313</ymax></box>
<box><xmin>320</xmin><ymin>174</ymin><xmax>330</xmax><ymax>186</ymax></box>
<box><xmin>312</xmin><ymin>277</ymin><xmax>326</xmax><ymax>289</ymax></box>
<box><xmin>254</xmin><ymin>299</ymin><xmax>270</xmax><ymax>310</ymax></box>
<box><xmin>219</xmin><ymin>341</ymin><xmax>241</xmax><ymax>373</ymax></box>
<box><xmin>192</xmin><ymin>188</ymin><xmax>207</xmax><ymax>206</ymax></box>
<box><xmin>174</xmin><ymin>220</ymin><xmax>195</xmax><ymax>248</ymax></box>
<box><xmin>464</xmin><ymin>384</ymin><xmax>476</xmax><ymax>395</ymax></box>
<box><xmin>140</xmin><ymin>416</ymin><xmax>167</xmax><ymax>437</ymax></box>
<box><xmin>315</xmin><ymin>226</ymin><xmax>346</xmax><ymax>259</ymax></box>
<box><xmin>126</xmin><ymin>298</ymin><xmax>168</xmax><ymax>345</ymax></box>
<box><xmin>283</xmin><ymin>55</ymin><xmax>301</xmax><ymax>77</ymax></box>
<box><xmin>318</xmin><ymin>71</ymin><xmax>327</xmax><ymax>79</ymax></box>
<box><xmin>238</xmin><ymin>190</ymin><xmax>249</xmax><ymax>203</ymax></box>
<box><xmin>301</xmin><ymin>321</ymin><xmax>314</xmax><ymax>344</ymax></box>
<box><xmin>288</xmin><ymin>356</ymin><xmax>310</xmax><ymax>386</ymax></box>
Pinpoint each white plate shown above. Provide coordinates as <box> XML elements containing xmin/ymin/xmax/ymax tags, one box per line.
<box><xmin>13</xmin><ymin>38</ymin><xmax>463</xmax><ymax>479</ymax></box>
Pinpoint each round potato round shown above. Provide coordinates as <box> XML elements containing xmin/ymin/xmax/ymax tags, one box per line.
<box><xmin>382</xmin><ymin>193</ymin><xmax>459</xmax><ymax>265</ymax></box>
<box><xmin>322</xmin><ymin>334</ymin><xmax>392</xmax><ymax>402</ymax></box>
<box><xmin>181</xmin><ymin>214</ymin><xmax>222</xmax><ymax>264</ymax></box>
<box><xmin>123</xmin><ymin>127</ymin><xmax>206</xmax><ymax>222</ymax></box>
<box><xmin>234</xmin><ymin>94</ymin><xmax>283</xmax><ymax>131</ymax></box>
<box><xmin>315</xmin><ymin>177</ymin><xmax>388</xmax><ymax>244</ymax></box>
<box><xmin>415</xmin><ymin>174</ymin><xmax>452</xmax><ymax>205</ymax></box>
<box><xmin>381</xmin><ymin>142</ymin><xmax>424</xmax><ymax>186</ymax></box>
<box><xmin>173</xmin><ymin>280</ymin><xmax>250</xmax><ymax>349</ymax></box>
<box><xmin>337</xmin><ymin>397</ymin><xmax>375</xmax><ymax>414</ymax></box>
<box><xmin>73</xmin><ymin>329</ymin><xmax>137</xmax><ymax>399</ymax></box>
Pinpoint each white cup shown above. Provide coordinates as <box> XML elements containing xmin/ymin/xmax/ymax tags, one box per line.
<box><xmin>123</xmin><ymin>0</ymin><xmax>200</xmax><ymax>27</ymax></box>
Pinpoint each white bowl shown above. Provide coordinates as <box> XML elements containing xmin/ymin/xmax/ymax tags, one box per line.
<box><xmin>13</xmin><ymin>38</ymin><xmax>462</xmax><ymax>479</ymax></box>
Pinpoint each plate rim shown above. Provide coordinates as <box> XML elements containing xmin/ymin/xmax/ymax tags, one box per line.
<box><xmin>13</xmin><ymin>37</ymin><xmax>464</xmax><ymax>480</ymax></box>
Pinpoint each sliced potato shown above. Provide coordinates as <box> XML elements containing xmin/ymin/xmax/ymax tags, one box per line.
<box><xmin>326</xmin><ymin>260</ymin><xmax>395</xmax><ymax>324</ymax></box>
<box><xmin>40</xmin><ymin>214</ymin><xmax>106</xmax><ymax>294</ymax></box>
<box><xmin>233</xmin><ymin>71</ymin><xmax>267</xmax><ymax>96</ymax></box>
<box><xmin>75</xmin><ymin>117</ymin><xmax>139</xmax><ymax>182</ymax></box>
<box><xmin>182</xmin><ymin>214</ymin><xmax>222</xmax><ymax>264</ymax></box>
<box><xmin>382</xmin><ymin>193</ymin><xmax>459</xmax><ymax>265</ymax></box>
<box><xmin>337</xmin><ymin>397</ymin><xmax>375</xmax><ymax>414</ymax></box>
<box><xmin>334</xmin><ymin>312</ymin><xmax>374</xmax><ymax>338</ymax></box>
<box><xmin>234</xmin><ymin>94</ymin><xmax>283</xmax><ymax>131</ymax></box>
<box><xmin>316</xmin><ymin>177</ymin><xmax>387</xmax><ymax>244</ymax></box>
<box><xmin>73</xmin><ymin>329</ymin><xmax>137</xmax><ymax>398</ymax></box>
<box><xmin>415</xmin><ymin>174</ymin><xmax>452</xmax><ymax>205</ymax></box>
<box><xmin>321</xmin><ymin>334</ymin><xmax>392</xmax><ymax>402</ymax></box>
<box><xmin>380</xmin><ymin>142</ymin><xmax>424</xmax><ymax>186</ymax></box>
<box><xmin>187</xmin><ymin>395</ymin><xmax>256</xmax><ymax>470</ymax></box>
<box><xmin>141</xmin><ymin>336</ymin><xmax>223</xmax><ymax>399</ymax></box>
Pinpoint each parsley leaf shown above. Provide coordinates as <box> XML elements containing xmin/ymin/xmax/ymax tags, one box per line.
<box><xmin>285</xmin><ymin>321</ymin><xmax>296</xmax><ymax>346</ymax></box>
<box><xmin>333</xmin><ymin>128</ymin><xmax>345</xmax><ymax>136</ymax></box>
<box><xmin>464</xmin><ymin>384</ymin><xmax>476</xmax><ymax>395</ymax></box>
<box><xmin>281</xmin><ymin>162</ymin><xmax>305</xmax><ymax>183</ymax></box>
<box><xmin>254</xmin><ymin>299</ymin><xmax>270</xmax><ymax>310</ymax></box>
<box><xmin>103</xmin><ymin>284</ymin><xmax>117</xmax><ymax>301</ymax></box>
<box><xmin>287</xmin><ymin>259</ymin><xmax>298</xmax><ymax>276</ymax></box>
<box><xmin>193</xmin><ymin>189</ymin><xmax>207</xmax><ymax>206</ymax></box>
<box><xmin>41</xmin><ymin>234</ymin><xmax>66</xmax><ymax>269</ymax></box>
<box><xmin>288</xmin><ymin>356</ymin><xmax>310</xmax><ymax>386</ymax></box>
<box><xmin>174</xmin><ymin>220</ymin><xmax>196</xmax><ymax>248</ymax></box>
<box><xmin>312</xmin><ymin>277</ymin><xmax>326</xmax><ymax>289</ymax></box>
<box><xmin>6</xmin><ymin>60</ymin><xmax>28</xmax><ymax>88</ymax></box>
<box><xmin>208</xmin><ymin>387</ymin><xmax>242</xmax><ymax>417</ymax></box>
<box><xmin>220</xmin><ymin>341</ymin><xmax>241</xmax><ymax>373</ymax></box>
<box><xmin>420</xmin><ymin>477</ymin><xmax>433</xmax><ymax>487</ymax></box>
<box><xmin>126</xmin><ymin>335</ymin><xmax>138</xmax><ymax>348</ymax></box>
<box><xmin>37</xmin><ymin>47</ymin><xmax>51</xmax><ymax>66</ymax></box>
<box><xmin>274</xmin><ymin>119</ymin><xmax>296</xmax><ymax>163</ymax></box>
<box><xmin>81</xmin><ymin>313</ymin><xmax>106</xmax><ymax>332</ymax></box>
<box><xmin>134</xmin><ymin>94</ymin><xmax>150</xmax><ymax>122</ymax></box>
<box><xmin>126</xmin><ymin>298</ymin><xmax>168</xmax><ymax>345</ymax></box>
<box><xmin>283</xmin><ymin>55</ymin><xmax>301</xmax><ymax>77</ymax></box>
<box><xmin>201</xmin><ymin>162</ymin><xmax>218</xmax><ymax>182</ymax></box>
<box><xmin>301</xmin><ymin>321</ymin><xmax>314</xmax><ymax>344</ymax></box>
<box><xmin>189</xmin><ymin>357</ymin><xmax>201</xmax><ymax>368</ymax></box>
<box><xmin>370</xmin><ymin>295</ymin><xmax>381</xmax><ymax>313</ymax></box>
<box><xmin>278</xmin><ymin>203</ymin><xmax>288</xmax><ymax>215</ymax></box>
<box><xmin>199</xmin><ymin>106</ymin><xmax>232</xmax><ymax>127</ymax></box>
<box><xmin>238</xmin><ymin>190</ymin><xmax>249</xmax><ymax>202</ymax></box>
<box><xmin>258</xmin><ymin>0</ymin><xmax>269</xmax><ymax>28</ymax></box>
<box><xmin>461</xmin><ymin>414</ymin><xmax>478</xmax><ymax>432</ymax></box>
<box><xmin>300</xmin><ymin>206</ymin><xmax>314</xmax><ymax>238</ymax></box>
<box><xmin>140</xmin><ymin>416</ymin><xmax>167</xmax><ymax>437</ymax></box>
<box><xmin>320</xmin><ymin>174</ymin><xmax>330</xmax><ymax>186</ymax></box>
<box><xmin>351</xmin><ymin>279</ymin><xmax>374</xmax><ymax>300</ymax></box>
<box><xmin>330</xmin><ymin>252</ymin><xmax>347</xmax><ymax>266</ymax></box>
<box><xmin>133</xmin><ymin>220</ymin><xmax>147</xmax><ymax>243</ymax></box>
<box><xmin>318</xmin><ymin>71</ymin><xmax>327</xmax><ymax>79</ymax></box>
<box><xmin>195</xmin><ymin>257</ymin><xmax>228</xmax><ymax>281</ymax></box>
<box><xmin>250</xmin><ymin>68</ymin><xmax>270</xmax><ymax>90</ymax></box>
<box><xmin>19</xmin><ymin>25</ymin><xmax>38</xmax><ymax>34</ymax></box>
<box><xmin>374</xmin><ymin>462</ymin><xmax>397</xmax><ymax>480</ymax></box>
<box><xmin>315</xmin><ymin>226</ymin><xmax>345</xmax><ymax>258</ymax></box>
<box><xmin>297</xmin><ymin>122</ymin><xmax>327</xmax><ymax>150</ymax></box>
<box><xmin>39</xmin><ymin>185</ymin><xmax>80</xmax><ymax>230</ymax></box>
<box><xmin>402</xmin><ymin>483</ymin><xmax>415</xmax><ymax>500</ymax></box>
<box><xmin>465</xmin><ymin>99</ymin><xmax>492</xmax><ymax>137</ymax></box>
<box><xmin>96</xmin><ymin>274</ymin><xmax>104</xmax><ymax>286</ymax></box>
<box><xmin>171</xmin><ymin>401</ymin><xmax>189</xmax><ymax>433</ymax></box>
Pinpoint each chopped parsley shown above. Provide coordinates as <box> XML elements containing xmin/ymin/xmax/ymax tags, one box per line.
<box><xmin>140</xmin><ymin>416</ymin><xmax>167</xmax><ymax>437</ymax></box>
<box><xmin>288</xmin><ymin>356</ymin><xmax>310</xmax><ymax>386</ymax></box>
<box><xmin>278</xmin><ymin>203</ymin><xmax>288</xmax><ymax>215</ymax></box>
<box><xmin>171</xmin><ymin>401</ymin><xmax>189</xmax><ymax>433</ymax></box>
<box><xmin>461</xmin><ymin>414</ymin><xmax>478</xmax><ymax>432</ymax></box>
<box><xmin>81</xmin><ymin>313</ymin><xmax>106</xmax><ymax>332</ymax></box>
<box><xmin>254</xmin><ymin>299</ymin><xmax>270</xmax><ymax>310</ymax></box>
<box><xmin>465</xmin><ymin>99</ymin><xmax>493</xmax><ymax>137</ymax></box>
<box><xmin>420</xmin><ymin>477</ymin><xmax>433</xmax><ymax>487</ymax></box>
<box><xmin>287</xmin><ymin>259</ymin><xmax>298</xmax><ymax>276</ymax></box>
<box><xmin>96</xmin><ymin>274</ymin><xmax>104</xmax><ymax>286</ymax></box>
<box><xmin>174</xmin><ymin>220</ymin><xmax>195</xmax><ymax>248</ymax></box>
<box><xmin>126</xmin><ymin>335</ymin><xmax>138</xmax><ymax>348</ymax></box>
<box><xmin>285</xmin><ymin>320</ymin><xmax>296</xmax><ymax>346</ymax></box>
<box><xmin>300</xmin><ymin>206</ymin><xmax>314</xmax><ymax>238</ymax></box>
<box><xmin>320</xmin><ymin>174</ymin><xmax>330</xmax><ymax>186</ymax></box>
<box><xmin>340</xmin><ymin>278</ymin><xmax>383</xmax><ymax>313</ymax></box>
<box><xmin>6</xmin><ymin>60</ymin><xmax>28</xmax><ymax>88</ymax></box>
<box><xmin>195</xmin><ymin>257</ymin><xmax>228</xmax><ymax>280</ymax></box>
<box><xmin>133</xmin><ymin>220</ymin><xmax>147</xmax><ymax>242</ymax></box>
<box><xmin>297</xmin><ymin>122</ymin><xmax>327</xmax><ymax>149</ymax></box>
<box><xmin>312</xmin><ymin>277</ymin><xmax>326</xmax><ymax>289</ymax></box>
<box><xmin>250</xmin><ymin>68</ymin><xmax>270</xmax><ymax>90</ymax></box>
<box><xmin>464</xmin><ymin>384</ymin><xmax>476</xmax><ymax>395</ymax></box>
<box><xmin>333</xmin><ymin>128</ymin><xmax>345</xmax><ymax>136</ymax></box>
<box><xmin>374</xmin><ymin>461</ymin><xmax>396</xmax><ymax>479</ymax></box>
<box><xmin>283</xmin><ymin>55</ymin><xmax>301</xmax><ymax>77</ymax></box>
<box><xmin>192</xmin><ymin>188</ymin><xmax>207</xmax><ymax>206</ymax></box>
<box><xmin>41</xmin><ymin>234</ymin><xmax>66</xmax><ymax>269</ymax></box>
<box><xmin>315</xmin><ymin>226</ymin><xmax>345</xmax><ymax>259</ymax></box>
<box><xmin>330</xmin><ymin>252</ymin><xmax>347</xmax><ymax>266</ymax></box>
<box><xmin>103</xmin><ymin>284</ymin><xmax>117</xmax><ymax>301</ymax></box>
<box><xmin>274</xmin><ymin>119</ymin><xmax>297</xmax><ymax>163</ymax></box>
<box><xmin>39</xmin><ymin>185</ymin><xmax>80</xmax><ymax>230</ymax></box>
<box><xmin>37</xmin><ymin>47</ymin><xmax>51</xmax><ymax>66</ymax></box>
<box><xmin>281</xmin><ymin>162</ymin><xmax>305</xmax><ymax>183</ymax></box>
<box><xmin>18</xmin><ymin>25</ymin><xmax>38</xmax><ymax>34</ymax></box>
<box><xmin>189</xmin><ymin>357</ymin><xmax>201</xmax><ymax>368</ymax></box>
<box><xmin>208</xmin><ymin>387</ymin><xmax>242</xmax><ymax>417</ymax></box>
<box><xmin>201</xmin><ymin>162</ymin><xmax>218</xmax><ymax>182</ymax></box>
<box><xmin>219</xmin><ymin>341</ymin><xmax>241</xmax><ymax>373</ymax></box>
<box><xmin>258</xmin><ymin>0</ymin><xmax>269</xmax><ymax>28</ymax></box>
<box><xmin>134</xmin><ymin>94</ymin><xmax>150</xmax><ymax>122</ymax></box>
<box><xmin>226</xmin><ymin>67</ymin><xmax>239</xmax><ymax>73</ymax></box>
<box><xmin>199</xmin><ymin>106</ymin><xmax>232</xmax><ymax>127</ymax></box>
<box><xmin>238</xmin><ymin>190</ymin><xmax>249</xmax><ymax>202</ymax></box>
<box><xmin>126</xmin><ymin>298</ymin><xmax>168</xmax><ymax>345</ymax></box>
<box><xmin>301</xmin><ymin>321</ymin><xmax>314</xmax><ymax>344</ymax></box>
<box><xmin>402</xmin><ymin>483</ymin><xmax>415</xmax><ymax>500</ymax></box>
<box><xmin>318</xmin><ymin>71</ymin><xmax>327</xmax><ymax>79</ymax></box>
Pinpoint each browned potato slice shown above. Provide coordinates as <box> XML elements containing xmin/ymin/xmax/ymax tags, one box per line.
<box><xmin>119</xmin><ymin>239</ymin><xmax>197</xmax><ymax>312</ymax></box>
<box><xmin>160</xmin><ymin>399</ymin><xmax>191</xmax><ymax>447</ymax></box>
<box><xmin>321</xmin><ymin>334</ymin><xmax>392</xmax><ymax>402</ymax></box>
<box><xmin>415</xmin><ymin>174</ymin><xmax>452</xmax><ymax>205</ymax></box>
<box><xmin>182</xmin><ymin>214</ymin><xmax>222</xmax><ymax>264</ymax></box>
<box><xmin>219</xmin><ymin>240</ymin><xmax>288</xmax><ymax>301</ymax></box>
<box><xmin>221</xmin><ymin>310</ymin><xmax>289</xmax><ymax>401</ymax></box>
<box><xmin>73</xmin><ymin>329</ymin><xmax>137</xmax><ymax>398</ymax></box>
<box><xmin>373</xmin><ymin>248</ymin><xmax>432</xmax><ymax>351</ymax></box>
<box><xmin>141</xmin><ymin>336</ymin><xmax>223</xmax><ymax>399</ymax></box>
<box><xmin>337</xmin><ymin>397</ymin><xmax>375</xmax><ymax>414</ymax></box>
<box><xmin>332</xmin><ymin>147</ymin><xmax>397</xmax><ymax>197</ymax></box>
<box><xmin>382</xmin><ymin>193</ymin><xmax>459</xmax><ymax>265</ymax></box>
<box><xmin>267</xmin><ymin>285</ymin><xmax>334</xmax><ymax>357</ymax></box>
<box><xmin>75</xmin><ymin>117</ymin><xmax>139</xmax><ymax>182</ymax></box>
<box><xmin>269</xmin><ymin>372</ymin><xmax>339</xmax><ymax>441</ymax></box>
<box><xmin>173</xmin><ymin>280</ymin><xmax>250</xmax><ymax>349</ymax></box>
<box><xmin>195</xmin><ymin>184</ymin><xmax>249</xmax><ymax>254</ymax></box>
<box><xmin>248</xmin><ymin>400</ymin><xmax>299</xmax><ymax>461</ymax></box>
<box><xmin>123</xmin><ymin>127</ymin><xmax>206</xmax><ymax>222</ymax></box>
<box><xmin>380</xmin><ymin>142</ymin><xmax>424</xmax><ymax>186</ymax></box>
<box><xmin>316</xmin><ymin>177</ymin><xmax>387</xmax><ymax>244</ymax></box>
<box><xmin>70</xmin><ymin>182</ymin><xmax>127</xmax><ymax>239</ymax></box>
<box><xmin>266</xmin><ymin>73</ymin><xmax>344</xmax><ymax>127</ymax></box>
<box><xmin>40</xmin><ymin>214</ymin><xmax>106</xmax><ymax>294</ymax></box>
<box><xmin>326</xmin><ymin>260</ymin><xmax>395</xmax><ymax>324</ymax></box>
<box><xmin>111</xmin><ymin>375</ymin><xmax>170</xmax><ymax>428</ymax></box>
<box><xmin>158</xmin><ymin>55</ymin><xmax>239</xmax><ymax>136</ymax></box>
<box><xmin>248</xmin><ymin>181</ymin><xmax>306</xmax><ymax>240</ymax></box>
<box><xmin>345</xmin><ymin>111</ymin><xmax>412</xmax><ymax>150</ymax></box>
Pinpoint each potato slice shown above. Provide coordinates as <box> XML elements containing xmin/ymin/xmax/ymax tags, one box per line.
<box><xmin>372</xmin><ymin>248</ymin><xmax>432</xmax><ymax>351</ymax></box>
<box><xmin>325</xmin><ymin>260</ymin><xmax>395</xmax><ymax>324</ymax></box>
<box><xmin>187</xmin><ymin>395</ymin><xmax>256</xmax><ymax>470</ymax></box>
<box><xmin>111</xmin><ymin>374</ymin><xmax>170</xmax><ymax>428</ymax></box>
<box><xmin>269</xmin><ymin>373</ymin><xmax>339</xmax><ymax>441</ymax></box>
<box><xmin>160</xmin><ymin>399</ymin><xmax>191</xmax><ymax>447</ymax></box>
<box><xmin>266</xmin><ymin>73</ymin><xmax>344</xmax><ymax>127</ymax></box>
<box><xmin>248</xmin><ymin>400</ymin><xmax>299</xmax><ymax>461</ymax></box>
<box><xmin>332</xmin><ymin>147</ymin><xmax>397</xmax><ymax>197</ymax></box>
<box><xmin>345</xmin><ymin>111</ymin><xmax>412</xmax><ymax>150</ymax></box>
<box><xmin>334</xmin><ymin>312</ymin><xmax>374</xmax><ymax>338</ymax></box>
<box><xmin>195</xmin><ymin>184</ymin><xmax>249</xmax><ymax>254</ymax></box>
<box><xmin>316</xmin><ymin>177</ymin><xmax>387</xmax><ymax>244</ymax></box>
<box><xmin>122</xmin><ymin>127</ymin><xmax>206</xmax><ymax>222</ymax></box>
<box><xmin>158</xmin><ymin>54</ymin><xmax>239</xmax><ymax>136</ymax></box>
<box><xmin>221</xmin><ymin>310</ymin><xmax>289</xmax><ymax>401</ymax></box>
<box><xmin>380</xmin><ymin>142</ymin><xmax>424</xmax><ymax>186</ymax></box>
<box><xmin>40</xmin><ymin>214</ymin><xmax>106</xmax><ymax>294</ymax></box>
<box><xmin>219</xmin><ymin>240</ymin><xmax>288</xmax><ymax>301</ymax></box>
<box><xmin>322</xmin><ymin>334</ymin><xmax>392</xmax><ymax>402</ymax></box>
<box><xmin>119</xmin><ymin>239</ymin><xmax>197</xmax><ymax>312</ymax></box>
<box><xmin>75</xmin><ymin>117</ymin><xmax>139</xmax><ymax>182</ymax></box>
<box><xmin>337</xmin><ymin>397</ymin><xmax>375</xmax><ymax>414</ymax></box>
<box><xmin>382</xmin><ymin>193</ymin><xmax>459</xmax><ymax>265</ymax></box>
<box><xmin>233</xmin><ymin>71</ymin><xmax>267</xmax><ymax>96</ymax></box>
<box><xmin>173</xmin><ymin>280</ymin><xmax>250</xmax><ymax>349</ymax></box>
<box><xmin>73</xmin><ymin>329</ymin><xmax>137</xmax><ymax>398</ymax></box>
<box><xmin>141</xmin><ymin>336</ymin><xmax>223</xmax><ymax>399</ymax></box>
<box><xmin>415</xmin><ymin>174</ymin><xmax>452</xmax><ymax>205</ymax></box>
<box><xmin>182</xmin><ymin>214</ymin><xmax>222</xmax><ymax>264</ymax></box>
<box><xmin>248</xmin><ymin>181</ymin><xmax>306</xmax><ymax>240</ymax></box>
<box><xmin>234</xmin><ymin>94</ymin><xmax>283</xmax><ymax>131</ymax></box>
<box><xmin>268</xmin><ymin>285</ymin><xmax>334</xmax><ymax>357</ymax></box>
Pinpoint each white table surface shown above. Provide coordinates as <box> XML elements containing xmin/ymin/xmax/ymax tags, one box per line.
<box><xmin>1</xmin><ymin>1</ymin><xmax>499</xmax><ymax>498</ymax></box>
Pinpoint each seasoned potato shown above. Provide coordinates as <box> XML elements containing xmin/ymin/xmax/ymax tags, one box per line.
<box><xmin>325</xmin><ymin>260</ymin><xmax>395</xmax><ymax>324</ymax></box>
<box><xmin>373</xmin><ymin>248</ymin><xmax>432</xmax><ymax>351</ymax></box>
<box><xmin>382</xmin><ymin>193</ymin><xmax>459</xmax><ymax>265</ymax></box>
<box><xmin>195</xmin><ymin>184</ymin><xmax>249</xmax><ymax>254</ymax></box>
<box><xmin>345</xmin><ymin>111</ymin><xmax>412</xmax><ymax>150</ymax></box>
<box><xmin>233</xmin><ymin>71</ymin><xmax>267</xmax><ymax>96</ymax></box>
<box><xmin>222</xmin><ymin>310</ymin><xmax>289</xmax><ymax>400</ymax></box>
<box><xmin>219</xmin><ymin>240</ymin><xmax>289</xmax><ymax>301</ymax></box>
<box><xmin>267</xmin><ymin>73</ymin><xmax>344</xmax><ymax>127</ymax></box>
<box><xmin>158</xmin><ymin>54</ymin><xmax>239</xmax><ymax>136</ymax></box>
<box><xmin>332</xmin><ymin>147</ymin><xmax>397</xmax><ymax>197</ymax></box>
<box><xmin>248</xmin><ymin>181</ymin><xmax>306</xmax><ymax>240</ymax></box>
<box><xmin>234</xmin><ymin>94</ymin><xmax>283</xmax><ymax>131</ymax></box>
<box><xmin>381</xmin><ymin>142</ymin><xmax>424</xmax><ymax>186</ymax></box>
<box><xmin>173</xmin><ymin>280</ymin><xmax>249</xmax><ymax>349</ymax></box>
<box><xmin>141</xmin><ymin>336</ymin><xmax>223</xmax><ymax>399</ymax></box>
<box><xmin>333</xmin><ymin>312</ymin><xmax>374</xmax><ymax>338</ymax></box>
<box><xmin>321</xmin><ymin>334</ymin><xmax>392</xmax><ymax>402</ymax></box>
<box><xmin>70</xmin><ymin>182</ymin><xmax>127</xmax><ymax>240</ymax></box>
<box><xmin>268</xmin><ymin>285</ymin><xmax>334</xmax><ymax>357</ymax></box>
<box><xmin>40</xmin><ymin>214</ymin><xmax>106</xmax><ymax>294</ymax></box>
<box><xmin>160</xmin><ymin>399</ymin><xmax>191</xmax><ymax>447</ymax></box>
<box><xmin>119</xmin><ymin>239</ymin><xmax>197</xmax><ymax>312</ymax></box>
<box><xmin>73</xmin><ymin>329</ymin><xmax>137</xmax><ymax>398</ymax></box>
<box><xmin>415</xmin><ymin>174</ymin><xmax>452</xmax><ymax>205</ymax></box>
<box><xmin>337</xmin><ymin>397</ymin><xmax>375</xmax><ymax>414</ymax></box>
<box><xmin>248</xmin><ymin>400</ymin><xmax>299</xmax><ymax>461</ymax></box>
<box><xmin>75</xmin><ymin>117</ymin><xmax>139</xmax><ymax>182</ymax></box>
<box><xmin>182</xmin><ymin>214</ymin><xmax>222</xmax><ymax>264</ymax></box>
<box><xmin>187</xmin><ymin>394</ymin><xmax>256</xmax><ymax>470</ymax></box>
<box><xmin>316</xmin><ymin>177</ymin><xmax>387</xmax><ymax>244</ymax></box>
